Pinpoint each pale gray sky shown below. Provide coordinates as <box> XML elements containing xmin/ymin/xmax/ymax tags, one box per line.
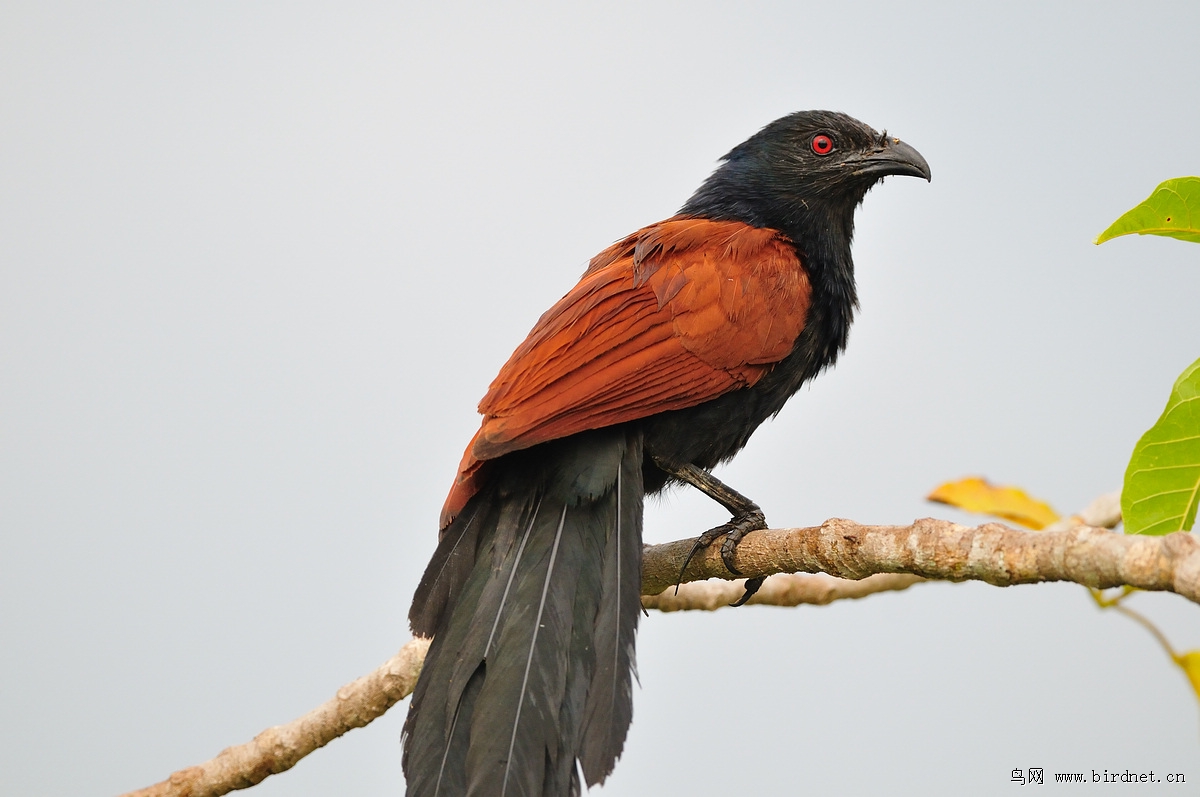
<box><xmin>3</xmin><ymin>2</ymin><xmax>1200</xmax><ymax>795</ymax></box>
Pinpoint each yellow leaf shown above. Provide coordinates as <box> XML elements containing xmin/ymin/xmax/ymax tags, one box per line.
<box><xmin>927</xmin><ymin>476</ymin><xmax>1061</xmax><ymax>530</ymax></box>
<box><xmin>1176</xmin><ymin>651</ymin><xmax>1200</xmax><ymax>702</ymax></box>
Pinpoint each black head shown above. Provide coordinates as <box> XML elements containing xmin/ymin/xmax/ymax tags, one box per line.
<box><xmin>680</xmin><ymin>110</ymin><xmax>930</xmax><ymax>245</ymax></box>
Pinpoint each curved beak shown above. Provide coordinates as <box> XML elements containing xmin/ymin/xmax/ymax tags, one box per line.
<box><xmin>851</xmin><ymin>138</ymin><xmax>931</xmax><ymax>181</ymax></box>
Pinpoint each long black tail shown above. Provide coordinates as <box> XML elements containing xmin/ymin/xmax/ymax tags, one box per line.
<box><xmin>404</xmin><ymin>429</ymin><xmax>643</xmax><ymax>797</ymax></box>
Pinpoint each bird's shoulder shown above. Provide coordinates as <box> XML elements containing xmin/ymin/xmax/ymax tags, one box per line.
<box><xmin>477</xmin><ymin>215</ymin><xmax>811</xmax><ymax>438</ymax></box>
<box><xmin>582</xmin><ymin>216</ymin><xmax>812</xmax><ymax>368</ymax></box>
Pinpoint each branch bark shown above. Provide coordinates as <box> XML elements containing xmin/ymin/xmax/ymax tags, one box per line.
<box><xmin>643</xmin><ymin>517</ymin><xmax>1200</xmax><ymax>599</ymax></box>
<box><xmin>120</xmin><ymin>517</ymin><xmax>1199</xmax><ymax>797</ymax></box>
<box><xmin>644</xmin><ymin>572</ymin><xmax>926</xmax><ymax>611</ymax></box>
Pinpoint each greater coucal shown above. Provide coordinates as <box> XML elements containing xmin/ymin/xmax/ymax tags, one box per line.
<box><xmin>403</xmin><ymin>110</ymin><xmax>930</xmax><ymax>796</ymax></box>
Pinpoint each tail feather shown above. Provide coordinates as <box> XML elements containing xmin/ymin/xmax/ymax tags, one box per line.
<box><xmin>470</xmin><ymin>504</ymin><xmax>577</xmax><ymax>797</ymax></box>
<box><xmin>546</xmin><ymin>498</ymin><xmax>613</xmax><ymax>796</ymax></box>
<box><xmin>409</xmin><ymin>500</ymin><xmax>486</xmax><ymax>638</ymax></box>
<box><xmin>446</xmin><ymin>497</ymin><xmax>540</xmax><ymax>719</ymax></box>
<box><xmin>578</xmin><ymin>452</ymin><xmax>642</xmax><ymax>783</ymax></box>
<box><xmin>403</xmin><ymin>430</ymin><xmax>643</xmax><ymax>797</ymax></box>
<box><xmin>405</xmin><ymin>493</ymin><xmax>539</xmax><ymax>796</ymax></box>
<box><xmin>431</xmin><ymin>662</ymin><xmax>483</xmax><ymax>797</ymax></box>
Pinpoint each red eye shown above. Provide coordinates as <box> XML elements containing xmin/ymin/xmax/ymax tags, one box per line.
<box><xmin>811</xmin><ymin>134</ymin><xmax>834</xmax><ymax>155</ymax></box>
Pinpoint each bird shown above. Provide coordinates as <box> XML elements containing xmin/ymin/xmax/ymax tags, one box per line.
<box><xmin>402</xmin><ymin>110</ymin><xmax>930</xmax><ymax>797</ymax></box>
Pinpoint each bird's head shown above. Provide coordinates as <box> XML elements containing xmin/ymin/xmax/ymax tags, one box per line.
<box><xmin>681</xmin><ymin>110</ymin><xmax>930</xmax><ymax>246</ymax></box>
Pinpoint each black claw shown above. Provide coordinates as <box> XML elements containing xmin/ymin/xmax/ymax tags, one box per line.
<box><xmin>730</xmin><ymin>576</ymin><xmax>766</xmax><ymax>607</ymax></box>
<box><xmin>674</xmin><ymin>537</ymin><xmax>709</xmax><ymax>594</ymax></box>
<box><xmin>719</xmin><ymin>536</ymin><xmax>745</xmax><ymax>575</ymax></box>
<box><xmin>674</xmin><ymin>524</ymin><xmax>729</xmax><ymax>592</ymax></box>
<box><xmin>718</xmin><ymin>510</ymin><xmax>765</xmax><ymax>576</ymax></box>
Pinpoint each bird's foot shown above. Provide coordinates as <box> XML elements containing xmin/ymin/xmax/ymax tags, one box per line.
<box><xmin>675</xmin><ymin>508</ymin><xmax>767</xmax><ymax>605</ymax></box>
<box><xmin>652</xmin><ymin>459</ymin><xmax>768</xmax><ymax>606</ymax></box>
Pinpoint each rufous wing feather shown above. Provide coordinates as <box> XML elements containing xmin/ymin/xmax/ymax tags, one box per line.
<box><xmin>440</xmin><ymin>217</ymin><xmax>810</xmax><ymax>528</ymax></box>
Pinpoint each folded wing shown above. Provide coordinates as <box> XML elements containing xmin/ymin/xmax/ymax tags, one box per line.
<box><xmin>440</xmin><ymin>217</ymin><xmax>811</xmax><ymax>529</ymax></box>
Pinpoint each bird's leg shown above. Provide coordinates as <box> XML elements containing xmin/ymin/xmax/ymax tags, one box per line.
<box><xmin>656</xmin><ymin>460</ymin><xmax>767</xmax><ymax>606</ymax></box>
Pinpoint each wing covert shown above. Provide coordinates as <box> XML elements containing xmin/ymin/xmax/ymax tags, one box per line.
<box><xmin>440</xmin><ymin>217</ymin><xmax>810</xmax><ymax>528</ymax></box>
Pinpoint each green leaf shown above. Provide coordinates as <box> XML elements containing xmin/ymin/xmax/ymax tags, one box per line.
<box><xmin>1123</xmin><ymin>358</ymin><xmax>1200</xmax><ymax>535</ymax></box>
<box><xmin>1095</xmin><ymin>177</ymin><xmax>1200</xmax><ymax>244</ymax></box>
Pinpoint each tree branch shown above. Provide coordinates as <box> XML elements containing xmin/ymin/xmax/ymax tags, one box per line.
<box><xmin>120</xmin><ymin>517</ymin><xmax>1198</xmax><ymax>797</ymax></box>
<box><xmin>642</xmin><ymin>518</ymin><xmax>1200</xmax><ymax>600</ymax></box>
<box><xmin>644</xmin><ymin>572</ymin><xmax>926</xmax><ymax>611</ymax></box>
